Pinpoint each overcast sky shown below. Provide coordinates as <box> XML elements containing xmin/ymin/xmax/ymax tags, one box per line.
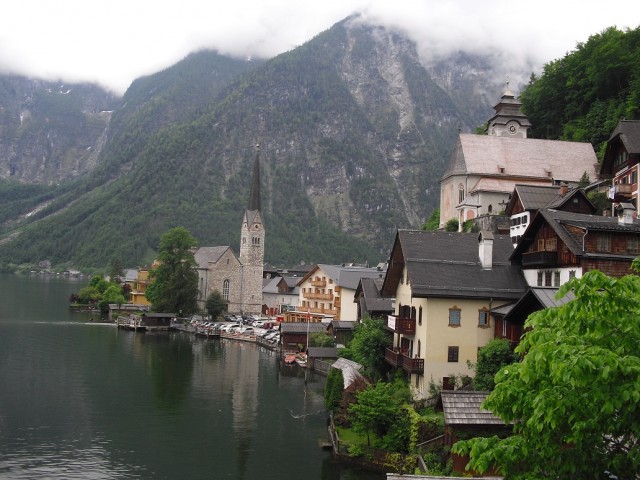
<box><xmin>1</xmin><ymin>0</ymin><xmax>638</xmax><ymax>95</ymax></box>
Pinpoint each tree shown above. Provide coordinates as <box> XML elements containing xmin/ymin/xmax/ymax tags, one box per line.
<box><xmin>98</xmin><ymin>284</ymin><xmax>127</xmax><ymax>314</ymax></box>
<box><xmin>145</xmin><ymin>227</ymin><xmax>199</xmax><ymax>315</ymax></box>
<box><xmin>422</xmin><ymin>208</ymin><xmax>440</xmax><ymax>231</ymax></box>
<box><xmin>324</xmin><ymin>367</ymin><xmax>344</xmax><ymax>411</ymax></box>
<box><xmin>339</xmin><ymin>315</ymin><xmax>391</xmax><ymax>380</ymax></box>
<box><xmin>109</xmin><ymin>258</ymin><xmax>124</xmax><ymax>283</ymax></box>
<box><xmin>453</xmin><ymin>270</ymin><xmax>640</xmax><ymax>478</ymax></box>
<box><xmin>309</xmin><ymin>331</ymin><xmax>335</xmax><ymax>347</ymax></box>
<box><xmin>348</xmin><ymin>377</ymin><xmax>412</xmax><ymax>447</ymax></box>
<box><xmin>205</xmin><ymin>290</ymin><xmax>227</xmax><ymax>319</ymax></box>
<box><xmin>471</xmin><ymin>339</ymin><xmax>517</xmax><ymax>391</ymax></box>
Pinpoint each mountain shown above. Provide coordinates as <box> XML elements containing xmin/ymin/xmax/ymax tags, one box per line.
<box><xmin>0</xmin><ymin>16</ymin><xmax>510</xmax><ymax>272</ymax></box>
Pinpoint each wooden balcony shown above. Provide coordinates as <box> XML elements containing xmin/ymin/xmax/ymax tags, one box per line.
<box><xmin>310</xmin><ymin>279</ymin><xmax>327</xmax><ymax>287</ymax></box>
<box><xmin>386</xmin><ymin>315</ymin><xmax>416</xmax><ymax>335</ymax></box>
<box><xmin>303</xmin><ymin>292</ymin><xmax>333</xmax><ymax>300</ymax></box>
<box><xmin>384</xmin><ymin>348</ymin><xmax>424</xmax><ymax>374</ymax></box>
<box><xmin>521</xmin><ymin>250</ymin><xmax>557</xmax><ymax>267</ymax></box>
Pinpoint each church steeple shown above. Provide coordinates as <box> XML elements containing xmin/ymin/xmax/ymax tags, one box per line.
<box><xmin>487</xmin><ymin>80</ymin><xmax>532</xmax><ymax>138</ymax></box>
<box><xmin>247</xmin><ymin>144</ymin><xmax>261</xmax><ymax>212</ymax></box>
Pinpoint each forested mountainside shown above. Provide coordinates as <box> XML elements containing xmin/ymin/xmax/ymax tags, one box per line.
<box><xmin>1</xmin><ymin>19</ymin><xmax>635</xmax><ymax>272</ymax></box>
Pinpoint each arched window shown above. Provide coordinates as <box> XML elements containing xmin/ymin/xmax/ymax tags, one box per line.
<box><xmin>458</xmin><ymin>184</ymin><xmax>465</xmax><ymax>204</ymax></box>
<box><xmin>222</xmin><ymin>279</ymin><xmax>230</xmax><ymax>300</ymax></box>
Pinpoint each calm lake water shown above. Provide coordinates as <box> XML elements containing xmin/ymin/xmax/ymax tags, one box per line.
<box><xmin>0</xmin><ymin>273</ymin><xmax>383</xmax><ymax>480</ymax></box>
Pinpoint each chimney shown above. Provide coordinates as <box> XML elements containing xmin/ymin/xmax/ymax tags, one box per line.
<box><xmin>616</xmin><ymin>203</ymin><xmax>635</xmax><ymax>225</ymax></box>
<box><xmin>478</xmin><ymin>230</ymin><xmax>494</xmax><ymax>269</ymax></box>
<box><xmin>559</xmin><ymin>183</ymin><xmax>569</xmax><ymax>196</ymax></box>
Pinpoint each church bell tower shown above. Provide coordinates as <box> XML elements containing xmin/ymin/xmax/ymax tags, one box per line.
<box><xmin>239</xmin><ymin>144</ymin><xmax>264</xmax><ymax>315</ymax></box>
<box><xmin>487</xmin><ymin>81</ymin><xmax>532</xmax><ymax>138</ymax></box>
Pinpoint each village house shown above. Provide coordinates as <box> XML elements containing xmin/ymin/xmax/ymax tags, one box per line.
<box><xmin>599</xmin><ymin>119</ymin><xmax>640</xmax><ymax>211</ymax></box>
<box><xmin>381</xmin><ymin>230</ymin><xmax>528</xmax><ymax>400</ymax></box>
<box><xmin>439</xmin><ymin>86</ymin><xmax>599</xmax><ymax>229</ymax></box>
<box><xmin>354</xmin><ymin>276</ymin><xmax>394</xmax><ymax>321</ymax></box>
<box><xmin>510</xmin><ymin>205</ymin><xmax>640</xmax><ymax>288</ymax></box>
<box><xmin>295</xmin><ymin>263</ymin><xmax>387</xmax><ymax>322</ymax></box>
<box><xmin>505</xmin><ymin>183</ymin><xmax>596</xmax><ymax>246</ymax></box>
<box><xmin>262</xmin><ymin>276</ymin><xmax>300</xmax><ymax>316</ymax></box>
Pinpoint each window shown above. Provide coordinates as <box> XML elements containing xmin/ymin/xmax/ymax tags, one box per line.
<box><xmin>545</xmin><ymin>238</ymin><xmax>557</xmax><ymax>251</ymax></box>
<box><xmin>537</xmin><ymin>271</ymin><xmax>543</xmax><ymax>286</ymax></box>
<box><xmin>449</xmin><ymin>307</ymin><xmax>461</xmax><ymax>326</ymax></box>
<box><xmin>222</xmin><ymin>279</ymin><xmax>230</xmax><ymax>300</ymax></box>
<box><xmin>569</xmin><ymin>270</ymin><xmax>576</xmax><ymax>280</ymax></box>
<box><xmin>545</xmin><ymin>271</ymin><xmax>552</xmax><ymax>286</ymax></box>
<box><xmin>554</xmin><ymin>271</ymin><xmax>561</xmax><ymax>287</ymax></box>
<box><xmin>502</xmin><ymin>319</ymin><xmax>507</xmax><ymax>337</ymax></box>
<box><xmin>458</xmin><ymin>184</ymin><xmax>465</xmax><ymax>204</ymax></box>
<box><xmin>448</xmin><ymin>346</ymin><xmax>459</xmax><ymax>363</ymax></box>
<box><xmin>252</xmin><ymin>236</ymin><xmax>261</xmax><ymax>246</ymax></box>
<box><xmin>418</xmin><ymin>306</ymin><xmax>423</xmax><ymax>326</ymax></box>
<box><xmin>628</xmin><ymin>237</ymin><xmax>640</xmax><ymax>255</ymax></box>
<box><xmin>597</xmin><ymin>234</ymin><xmax>611</xmax><ymax>252</ymax></box>
<box><xmin>478</xmin><ymin>309</ymin><xmax>489</xmax><ymax>327</ymax></box>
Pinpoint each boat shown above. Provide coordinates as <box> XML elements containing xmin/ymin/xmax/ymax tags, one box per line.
<box><xmin>294</xmin><ymin>353</ymin><xmax>308</xmax><ymax>368</ymax></box>
<box><xmin>284</xmin><ymin>353</ymin><xmax>297</xmax><ymax>365</ymax></box>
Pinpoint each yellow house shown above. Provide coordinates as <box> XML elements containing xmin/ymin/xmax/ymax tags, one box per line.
<box><xmin>129</xmin><ymin>267</ymin><xmax>152</xmax><ymax>306</ymax></box>
<box><xmin>381</xmin><ymin>230</ymin><xmax>527</xmax><ymax>400</ymax></box>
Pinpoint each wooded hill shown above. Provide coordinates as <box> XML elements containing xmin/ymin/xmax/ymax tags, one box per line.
<box><xmin>0</xmin><ymin>20</ymin><xmax>637</xmax><ymax>272</ymax></box>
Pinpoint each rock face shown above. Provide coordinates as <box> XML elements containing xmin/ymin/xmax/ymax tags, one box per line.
<box><xmin>0</xmin><ymin>17</ymin><xmax>518</xmax><ymax>269</ymax></box>
<box><xmin>0</xmin><ymin>77</ymin><xmax>119</xmax><ymax>183</ymax></box>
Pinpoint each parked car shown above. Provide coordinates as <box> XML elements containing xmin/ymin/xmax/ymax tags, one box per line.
<box><xmin>240</xmin><ymin>326</ymin><xmax>254</xmax><ymax>335</ymax></box>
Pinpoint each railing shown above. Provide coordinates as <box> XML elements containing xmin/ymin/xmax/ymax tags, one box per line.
<box><xmin>386</xmin><ymin>315</ymin><xmax>416</xmax><ymax>335</ymax></box>
<box><xmin>310</xmin><ymin>279</ymin><xmax>327</xmax><ymax>287</ymax></box>
<box><xmin>303</xmin><ymin>292</ymin><xmax>333</xmax><ymax>300</ymax></box>
<box><xmin>521</xmin><ymin>250</ymin><xmax>557</xmax><ymax>267</ymax></box>
<box><xmin>384</xmin><ymin>348</ymin><xmax>424</xmax><ymax>374</ymax></box>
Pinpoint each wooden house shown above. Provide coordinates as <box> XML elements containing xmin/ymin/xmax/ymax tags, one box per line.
<box><xmin>354</xmin><ymin>276</ymin><xmax>393</xmax><ymax>321</ymax></box>
<box><xmin>280</xmin><ymin>322</ymin><xmax>327</xmax><ymax>352</ymax></box>
<box><xmin>599</xmin><ymin>119</ymin><xmax>640</xmax><ymax>209</ymax></box>
<box><xmin>439</xmin><ymin>390</ymin><xmax>509</xmax><ymax>476</ymax></box>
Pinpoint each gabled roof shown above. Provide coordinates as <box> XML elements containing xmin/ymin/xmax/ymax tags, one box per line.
<box><xmin>355</xmin><ymin>277</ymin><xmax>394</xmax><ymax>313</ymax></box>
<box><xmin>193</xmin><ymin>246</ymin><xmax>236</xmax><ymax>268</ymax></box>
<box><xmin>440</xmin><ymin>390</ymin><xmax>505</xmax><ymax>426</ymax></box>
<box><xmin>600</xmin><ymin>119</ymin><xmax>640</xmax><ymax>176</ymax></box>
<box><xmin>262</xmin><ymin>276</ymin><xmax>299</xmax><ymax>295</ymax></box>
<box><xmin>503</xmin><ymin>287</ymin><xmax>575</xmax><ymax>324</ymax></box>
<box><xmin>442</xmin><ymin>134</ymin><xmax>598</xmax><ymax>183</ymax></box>
<box><xmin>511</xmin><ymin>208</ymin><xmax>640</xmax><ymax>261</ymax></box>
<box><xmin>307</xmin><ymin>347</ymin><xmax>338</xmax><ymax>359</ymax></box>
<box><xmin>298</xmin><ymin>264</ymin><xmax>386</xmax><ymax>290</ymax></box>
<box><xmin>382</xmin><ymin>230</ymin><xmax>527</xmax><ymax>300</ymax></box>
<box><xmin>505</xmin><ymin>184</ymin><xmax>595</xmax><ymax>216</ymax></box>
<box><xmin>331</xmin><ymin>320</ymin><xmax>355</xmax><ymax>330</ymax></box>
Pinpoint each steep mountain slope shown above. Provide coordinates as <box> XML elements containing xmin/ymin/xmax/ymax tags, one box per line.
<box><xmin>0</xmin><ymin>17</ymin><xmax>505</xmax><ymax>271</ymax></box>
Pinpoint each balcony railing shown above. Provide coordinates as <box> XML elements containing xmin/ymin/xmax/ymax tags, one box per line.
<box><xmin>310</xmin><ymin>279</ymin><xmax>327</xmax><ymax>287</ymax></box>
<box><xmin>384</xmin><ymin>348</ymin><xmax>424</xmax><ymax>374</ymax></box>
<box><xmin>303</xmin><ymin>292</ymin><xmax>333</xmax><ymax>300</ymax></box>
<box><xmin>521</xmin><ymin>250</ymin><xmax>557</xmax><ymax>267</ymax></box>
<box><xmin>386</xmin><ymin>315</ymin><xmax>416</xmax><ymax>335</ymax></box>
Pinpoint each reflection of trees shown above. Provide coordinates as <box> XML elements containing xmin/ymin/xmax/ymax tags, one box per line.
<box><xmin>146</xmin><ymin>334</ymin><xmax>194</xmax><ymax>412</ymax></box>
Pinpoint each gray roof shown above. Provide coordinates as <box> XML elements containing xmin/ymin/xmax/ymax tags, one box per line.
<box><xmin>358</xmin><ymin>277</ymin><xmax>394</xmax><ymax>313</ymax></box>
<box><xmin>503</xmin><ymin>287</ymin><xmax>576</xmax><ymax>324</ymax></box>
<box><xmin>193</xmin><ymin>246</ymin><xmax>235</xmax><ymax>268</ymax></box>
<box><xmin>331</xmin><ymin>357</ymin><xmax>364</xmax><ymax>388</ymax></box>
<box><xmin>383</xmin><ymin>230</ymin><xmax>527</xmax><ymax>300</ymax></box>
<box><xmin>280</xmin><ymin>322</ymin><xmax>327</xmax><ymax>334</ymax></box>
<box><xmin>315</xmin><ymin>264</ymin><xmax>387</xmax><ymax>290</ymax></box>
<box><xmin>442</xmin><ymin>134</ymin><xmax>598</xmax><ymax>182</ymax></box>
<box><xmin>528</xmin><ymin>287</ymin><xmax>575</xmax><ymax>308</ymax></box>
<box><xmin>609</xmin><ymin>119</ymin><xmax>640</xmax><ymax>154</ymax></box>
<box><xmin>441</xmin><ymin>391</ymin><xmax>504</xmax><ymax>426</ymax></box>
<box><xmin>307</xmin><ymin>347</ymin><xmax>338</xmax><ymax>359</ymax></box>
<box><xmin>331</xmin><ymin>320</ymin><xmax>355</xmax><ymax>330</ymax></box>
<box><xmin>506</xmin><ymin>184</ymin><xmax>595</xmax><ymax>216</ymax></box>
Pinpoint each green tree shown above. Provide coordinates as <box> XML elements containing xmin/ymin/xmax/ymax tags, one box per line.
<box><xmin>309</xmin><ymin>331</ymin><xmax>335</xmax><ymax>347</ymax></box>
<box><xmin>444</xmin><ymin>218</ymin><xmax>458</xmax><ymax>232</ymax></box>
<box><xmin>471</xmin><ymin>339</ymin><xmax>517</xmax><ymax>391</ymax></box>
<box><xmin>109</xmin><ymin>258</ymin><xmax>124</xmax><ymax>283</ymax></box>
<box><xmin>98</xmin><ymin>284</ymin><xmax>127</xmax><ymax>314</ymax></box>
<box><xmin>146</xmin><ymin>227</ymin><xmax>199</xmax><ymax>315</ymax></box>
<box><xmin>324</xmin><ymin>367</ymin><xmax>344</xmax><ymax>411</ymax></box>
<box><xmin>339</xmin><ymin>315</ymin><xmax>391</xmax><ymax>380</ymax></box>
<box><xmin>348</xmin><ymin>378</ymin><xmax>412</xmax><ymax>447</ymax></box>
<box><xmin>422</xmin><ymin>208</ymin><xmax>440</xmax><ymax>231</ymax></box>
<box><xmin>205</xmin><ymin>289</ymin><xmax>227</xmax><ymax>319</ymax></box>
<box><xmin>453</xmin><ymin>270</ymin><xmax>640</xmax><ymax>478</ymax></box>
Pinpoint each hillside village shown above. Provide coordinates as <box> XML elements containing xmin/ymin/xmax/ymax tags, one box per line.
<box><xmin>118</xmin><ymin>85</ymin><xmax>640</xmax><ymax>395</ymax></box>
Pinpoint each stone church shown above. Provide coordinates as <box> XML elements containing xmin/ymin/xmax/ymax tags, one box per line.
<box><xmin>194</xmin><ymin>147</ymin><xmax>264</xmax><ymax>315</ymax></box>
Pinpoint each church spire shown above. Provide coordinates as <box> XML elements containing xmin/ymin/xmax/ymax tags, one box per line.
<box><xmin>247</xmin><ymin>144</ymin><xmax>261</xmax><ymax>212</ymax></box>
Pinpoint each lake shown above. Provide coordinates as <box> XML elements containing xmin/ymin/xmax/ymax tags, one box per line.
<box><xmin>0</xmin><ymin>273</ymin><xmax>383</xmax><ymax>480</ymax></box>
